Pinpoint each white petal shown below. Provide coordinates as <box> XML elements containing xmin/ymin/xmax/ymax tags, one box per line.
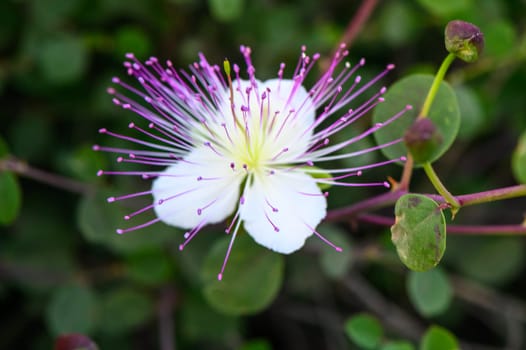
<box><xmin>239</xmin><ymin>171</ymin><xmax>327</xmax><ymax>254</ymax></box>
<box><xmin>152</xmin><ymin>146</ymin><xmax>243</xmax><ymax>229</ymax></box>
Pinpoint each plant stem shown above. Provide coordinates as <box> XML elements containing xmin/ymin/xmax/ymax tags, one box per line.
<box><xmin>430</xmin><ymin>184</ymin><xmax>526</xmax><ymax>207</ymax></box>
<box><xmin>419</xmin><ymin>52</ymin><xmax>456</xmax><ymax>118</ymax></box>
<box><xmin>358</xmin><ymin>213</ymin><xmax>526</xmax><ymax>235</ymax></box>
<box><xmin>338</xmin><ymin>0</ymin><xmax>378</xmax><ymax>49</ymax></box>
<box><xmin>0</xmin><ymin>156</ymin><xmax>94</xmax><ymax>195</ymax></box>
<box><xmin>422</xmin><ymin>162</ymin><xmax>460</xmax><ymax>214</ymax></box>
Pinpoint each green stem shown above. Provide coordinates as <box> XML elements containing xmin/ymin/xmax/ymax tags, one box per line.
<box><xmin>423</xmin><ymin>162</ymin><xmax>460</xmax><ymax>214</ymax></box>
<box><xmin>419</xmin><ymin>53</ymin><xmax>456</xmax><ymax>118</ymax></box>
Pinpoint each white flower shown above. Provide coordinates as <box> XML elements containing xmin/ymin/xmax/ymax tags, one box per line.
<box><xmin>95</xmin><ymin>45</ymin><xmax>410</xmax><ymax>279</ymax></box>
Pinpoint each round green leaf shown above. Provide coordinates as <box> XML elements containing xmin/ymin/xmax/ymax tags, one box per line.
<box><xmin>38</xmin><ymin>34</ymin><xmax>88</xmax><ymax>84</ymax></box>
<box><xmin>239</xmin><ymin>339</ymin><xmax>272</xmax><ymax>350</ymax></box>
<box><xmin>455</xmin><ymin>237</ymin><xmax>524</xmax><ymax>285</ymax></box>
<box><xmin>77</xmin><ymin>190</ymin><xmax>177</xmax><ymax>254</ymax></box>
<box><xmin>381</xmin><ymin>341</ymin><xmax>415</xmax><ymax>350</ymax></box>
<box><xmin>512</xmin><ymin>130</ymin><xmax>526</xmax><ymax>184</ymax></box>
<box><xmin>344</xmin><ymin>313</ymin><xmax>383</xmax><ymax>349</ymax></box>
<box><xmin>0</xmin><ymin>171</ymin><xmax>22</xmax><ymax>225</ymax></box>
<box><xmin>318</xmin><ymin>224</ymin><xmax>352</xmax><ymax>279</ymax></box>
<box><xmin>454</xmin><ymin>85</ymin><xmax>486</xmax><ymax>140</ymax></box>
<box><xmin>46</xmin><ymin>285</ymin><xmax>98</xmax><ymax>336</ymax></box>
<box><xmin>180</xmin><ymin>294</ymin><xmax>240</xmax><ymax>341</ymax></box>
<box><xmin>373</xmin><ymin>74</ymin><xmax>460</xmax><ymax>165</ymax></box>
<box><xmin>420</xmin><ymin>326</ymin><xmax>459</xmax><ymax>350</ymax></box>
<box><xmin>391</xmin><ymin>194</ymin><xmax>446</xmax><ymax>271</ymax></box>
<box><xmin>483</xmin><ymin>21</ymin><xmax>516</xmax><ymax>59</ymax></box>
<box><xmin>98</xmin><ymin>287</ymin><xmax>154</xmax><ymax>335</ymax></box>
<box><xmin>114</xmin><ymin>26</ymin><xmax>151</xmax><ymax>59</ymax></box>
<box><xmin>416</xmin><ymin>0</ymin><xmax>470</xmax><ymax>17</ymax></box>
<box><xmin>407</xmin><ymin>268</ymin><xmax>453</xmax><ymax>317</ymax></box>
<box><xmin>208</xmin><ymin>0</ymin><xmax>244</xmax><ymax>22</ymax></box>
<box><xmin>201</xmin><ymin>233</ymin><xmax>284</xmax><ymax>315</ymax></box>
<box><xmin>125</xmin><ymin>248</ymin><xmax>174</xmax><ymax>286</ymax></box>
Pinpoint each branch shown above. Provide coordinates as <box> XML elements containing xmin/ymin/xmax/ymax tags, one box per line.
<box><xmin>0</xmin><ymin>156</ymin><xmax>94</xmax><ymax>195</ymax></box>
<box><xmin>158</xmin><ymin>286</ymin><xmax>176</xmax><ymax>350</ymax></box>
<box><xmin>357</xmin><ymin>213</ymin><xmax>526</xmax><ymax>235</ymax></box>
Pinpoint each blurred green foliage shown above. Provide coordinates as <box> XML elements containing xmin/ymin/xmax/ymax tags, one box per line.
<box><xmin>1</xmin><ymin>0</ymin><xmax>526</xmax><ymax>349</ymax></box>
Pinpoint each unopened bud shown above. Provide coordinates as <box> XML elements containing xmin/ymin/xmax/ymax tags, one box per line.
<box><xmin>404</xmin><ymin>118</ymin><xmax>443</xmax><ymax>163</ymax></box>
<box><xmin>445</xmin><ymin>20</ymin><xmax>484</xmax><ymax>63</ymax></box>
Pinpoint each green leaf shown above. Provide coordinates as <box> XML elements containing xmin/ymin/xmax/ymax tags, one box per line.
<box><xmin>512</xmin><ymin>130</ymin><xmax>526</xmax><ymax>184</ymax></box>
<box><xmin>407</xmin><ymin>268</ymin><xmax>453</xmax><ymax>317</ymax></box>
<box><xmin>416</xmin><ymin>0</ymin><xmax>471</xmax><ymax>17</ymax></box>
<box><xmin>0</xmin><ymin>171</ymin><xmax>22</xmax><ymax>225</ymax></box>
<box><xmin>391</xmin><ymin>194</ymin><xmax>446</xmax><ymax>271</ymax></box>
<box><xmin>454</xmin><ymin>85</ymin><xmax>486</xmax><ymax>140</ymax></box>
<box><xmin>125</xmin><ymin>248</ymin><xmax>174</xmax><ymax>286</ymax></box>
<box><xmin>77</xmin><ymin>190</ymin><xmax>177</xmax><ymax>254</ymax></box>
<box><xmin>381</xmin><ymin>341</ymin><xmax>415</xmax><ymax>350</ymax></box>
<box><xmin>483</xmin><ymin>20</ymin><xmax>516</xmax><ymax>59</ymax></box>
<box><xmin>98</xmin><ymin>287</ymin><xmax>154</xmax><ymax>335</ymax></box>
<box><xmin>373</xmin><ymin>74</ymin><xmax>460</xmax><ymax>165</ymax></box>
<box><xmin>208</xmin><ymin>0</ymin><xmax>244</xmax><ymax>22</ymax></box>
<box><xmin>201</xmin><ymin>233</ymin><xmax>284</xmax><ymax>315</ymax></box>
<box><xmin>46</xmin><ymin>285</ymin><xmax>98</xmax><ymax>336</ymax></box>
<box><xmin>57</xmin><ymin>145</ymin><xmax>108</xmax><ymax>183</ymax></box>
<box><xmin>454</xmin><ymin>237</ymin><xmax>524</xmax><ymax>285</ymax></box>
<box><xmin>38</xmin><ymin>33</ymin><xmax>88</xmax><ymax>84</ymax></box>
<box><xmin>114</xmin><ymin>26</ymin><xmax>151</xmax><ymax>59</ymax></box>
<box><xmin>180</xmin><ymin>294</ymin><xmax>240</xmax><ymax>342</ymax></box>
<box><xmin>239</xmin><ymin>339</ymin><xmax>273</xmax><ymax>350</ymax></box>
<box><xmin>344</xmin><ymin>313</ymin><xmax>383</xmax><ymax>349</ymax></box>
<box><xmin>30</xmin><ymin>0</ymin><xmax>81</xmax><ymax>28</ymax></box>
<box><xmin>420</xmin><ymin>326</ymin><xmax>459</xmax><ymax>350</ymax></box>
<box><xmin>317</xmin><ymin>224</ymin><xmax>352</xmax><ymax>279</ymax></box>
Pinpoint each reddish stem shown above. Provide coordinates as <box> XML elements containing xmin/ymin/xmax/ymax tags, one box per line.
<box><xmin>357</xmin><ymin>213</ymin><xmax>526</xmax><ymax>235</ymax></box>
<box><xmin>338</xmin><ymin>0</ymin><xmax>379</xmax><ymax>49</ymax></box>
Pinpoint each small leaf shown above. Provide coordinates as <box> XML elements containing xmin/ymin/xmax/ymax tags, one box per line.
<box><xmin>46</xmin><ymin>285</ymin><xmax>98</xmax><ymax>336</ymax></box>
<box><xmin>239</xmin><ymin>339</ymin><xmax>273</xmax><ymax>350</ymax></box>
<box><xmin>391</xmin><ymin>194</ymin><xmax>446</xmax><ymax>271</ymax></box>
<box><xmin>125</xmin><ymin>248</ymin><xmax>174</xmax><ymax>286</ymax></box>
<box><xmin>344</xmin><ymin>313</ymin><xmax>383</xmax><ymax>349</ymax></box>
<box><xmin>77</xmin><ymin>190</ymin><xmax>177</xmax><ymax>254</ymax></box>
<box><xmin>420</xmin><ymin>326</ymin><xmax>459</xmax><ymax>350</ymax></box>
<box><xmin>381</xmin><ymin>341</ymin><xmax>415</xmax><ymax>350</ymax></box>
<box><xmin>98</xmin><ymin>287</ymin><xmax>154</xmax><ymax>335</ymax></box>
<box><xmin>416</xmin><ymin>0</ymin><xmax>470</xmax><ymax>17</ymax></box>
<box><xmin>483</xmin><ymin>20</ymin><xmax>516</xmax><ymax>59</ymax></box>
<box><xmin>179</xmin><ymin>294</ymin><xmax>240</xmax><ymax>341</ymax></box>
<box><xmin>512</xmin><ymin>130</ymin><xmax>526</xmax><ymax>184</ymax></box>
<box><xmin>454</xmin><ymin>85</ymin><xmax>486</xmax><ymax>140</ymax></box>
<box><xmin>454</xmin><ymin>237</ymin><xmax>524</xmax><ymax>285</ymax></box>
<box><xmin>114</xmin><ymin>26</ymin><xmax>151</xmax><ymax>59</ymax></box>
<box><xmin>373</xmin><ymin>75</ymin><xmax>460</xmax><ymax>165</ymax></box>
<box><xmin>201</xmin><ymin>233</ymin><xmax>284</xmax><ymax>315</ymax></box>
<box><xmin>407</xmin><ymin>268</ymin><xmax>453</xmax><ymax>317</ymax></box>
<box><xmin>38</xmin><ymin>33</ymin><xmax>88</xmax><ymax>84</ymax></box>
<box><xmin>317</xmin><ymin>224</ymin><xmax>352</xmax><ymax>279</ymax></box>
<box><xmin>208</xmin><ymin>0</ymin><xmax>244</xmax><ymax>22</ymax></box>
<box><xmin>0</xmin><ymin>171</ymin><xmax>22</xmax><ymax>225</ymax></box>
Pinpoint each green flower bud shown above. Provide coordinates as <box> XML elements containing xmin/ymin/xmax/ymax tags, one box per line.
<box><xmin>404</xmin><ymin>118</ymin><xmax>443</xmax><ymax>164</ymax></box>
<box><xmin>445</xmin><ymin>20</ymin><xmax>484</xmax><ymax>63</ymax></box>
